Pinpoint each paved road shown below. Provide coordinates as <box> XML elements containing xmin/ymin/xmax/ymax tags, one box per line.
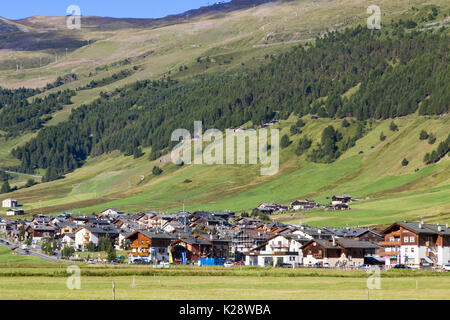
<box><xmin>3</xmin><ymin>170</ymin><xmax>43</xmax><ymax>179</ymax></box>
<box><xmin>0</xmin><ymin>238</ymin><xmax>62</xmax><ymax>262</ymax></box>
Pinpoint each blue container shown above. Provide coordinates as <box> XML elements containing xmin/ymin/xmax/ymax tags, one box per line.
<box><xmin>199</xmin><ymin>258</ymin><xmax>225</xmax><ymax>266</ymax></box>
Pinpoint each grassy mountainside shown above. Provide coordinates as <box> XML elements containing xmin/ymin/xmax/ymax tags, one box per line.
<box><xmin>2</xmin><ymin>114</ymin><xmax>449</xmax><ymax>228</ymax></box>
<box><xmin>0</xmin><ymin>0</ymin><xmax>449</xmax><ymax>227</ymax></box>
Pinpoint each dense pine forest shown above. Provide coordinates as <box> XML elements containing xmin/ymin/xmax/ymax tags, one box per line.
<box><xmin>5</xmin><ymin>23</ymin><xmax>450</xmax><ymax>178</ymax></box>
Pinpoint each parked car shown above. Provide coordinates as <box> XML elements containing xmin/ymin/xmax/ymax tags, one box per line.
<box><xmin>393</xmin><ymin>264</ymin><xmax>410</xmax><ymax>269</ymax></box>
<box><xmin>233</xmin><ymin>261</ymin><xmax>244</xmax><ymax>266</ymax></box>
<box><xmin>313</xmin><ymin>263</ymin><xmax>323</xmax><ymax>268</ymax></box>
<box><xmin>279</xmin><ymin>263</ymin><xmax>293</xmax><ymax>268</ymax></box>
<box><xmin>224</xmin><ymin>262</ymin><xmax>234</xmax><ymax>267</ymax></box>
<box><xmin>88</xmin><ymin>259</ymin><xmax>96</xmax><ymax>264</ymax></box>
<box><xmin>442</xmin><ymin>264</ymin><xmax>450</xmax><ymax>271</ymax></box>
<box><xmin>358</xmin><ymin>264</ymin><xmax>371</xmax><ymax>270</ymax></box>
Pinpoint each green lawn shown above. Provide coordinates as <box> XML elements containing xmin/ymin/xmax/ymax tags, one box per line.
<box><xmin>0</xmin><ymin>275</ymin><xmax>448</xmax><ymax>300</ymax></box>
<box><xmin>1</xmin><ymin>246</ymin><xmax>449</xmax><ymax>300</ymax></box>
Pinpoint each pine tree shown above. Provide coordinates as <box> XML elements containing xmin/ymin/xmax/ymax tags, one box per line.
<box><xmin>0</xmin><ymin>181</ymin><xmax>11</xmax><ymax>194</ymax></box>
<box><xmin>280</xmin><ymin>135</ymin><xmax>290</xmax><ymax>149</ymax></box>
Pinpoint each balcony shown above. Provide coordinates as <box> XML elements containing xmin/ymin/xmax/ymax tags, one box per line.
<box><xmin>379</xmin><ymin>240</ymin><xmax>400</xmax><ymax>246</ymax></box>
<box><xmin>379</xmin><ymin>251</ymin><xmax>399</xmax><ymax>256</ymax></box>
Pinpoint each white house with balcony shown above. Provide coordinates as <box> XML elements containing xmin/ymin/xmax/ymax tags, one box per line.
<box><xmin>245</xmin><ymin>234</ymin><xmax>309</xmax><ymax>267</ymax></box>
<box><xmin>2</xmin><ymin>199</ymin><xmax>18</xmax><ymax>208</ymax></box>
<box><xmin>380</xmin><ymin>221</ymin><xmax>450</xmax><ymax>267</ymax></box>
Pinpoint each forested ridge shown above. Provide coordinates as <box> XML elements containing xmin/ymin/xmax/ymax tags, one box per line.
<box><xmin>6</xmin><ymin>24</ymin><xmax>450</xmax><ymax>178</ymax></box>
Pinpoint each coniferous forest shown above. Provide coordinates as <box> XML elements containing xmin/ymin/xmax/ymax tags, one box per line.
<box><xmin>3</xmin><ymin>24</ymin><xmax>449</xmax><ymax>178</ymax></box>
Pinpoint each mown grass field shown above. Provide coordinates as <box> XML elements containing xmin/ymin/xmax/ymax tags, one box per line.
<box><xmin>1</xmin><ymin>246</ymin><xmax>449</xmax><ymax>299</ymax></box>
<box><xmin>1</xmin><ymin>275</ymin><xmax>449</xmax><ymax>300</ymax></box>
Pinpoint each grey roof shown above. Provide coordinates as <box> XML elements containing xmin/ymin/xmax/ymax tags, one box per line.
<box><xmin>423</xmin><ymin>224</ymin><xmax>450</xmax><ymax>236</ymax></box>
<box><xmin>305</xmin><ymin>239</ymin><xmax>341</xmax><ymax>250</ymax></box>
<box><xmin>82</xmin><ymin>226</ymin><xmax>120</xmax><ymax>234</ymax></box>
<box><xmin>323</xmin><ymin>227</ymin><xmax>371</xmax><ymax>238</ymax></box>
<box><xmin>296</xmin><ymin>225</ymin><xmax>332</xmax><ymax>237</ymax></box>
<box><xmin>396</xmin><ymin>222</ymin><xmax>439</xmax><ymax>235</ymax></box>
<box><xmin>336</xmin><ymin>238</ymin><xmax>379</xmax><ymax>249</ymax></box>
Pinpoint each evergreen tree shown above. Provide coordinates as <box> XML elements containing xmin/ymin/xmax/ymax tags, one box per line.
<box><xmin>0</xmin><ymin>181</ymin><xmax>11</xmax><ymax>194</ymax></box>
<box><xmin>152</xmin><ymin>166</ymin><xmax>163</xmax><ymax>176</ymax></box>
<box><xmin>389</xmin><ymin>121</ymin><xmax>398</xmax><ymax>132</ymax></box>
<box><xmin>428</xmin><ymin>133</ymin><xmax>436</xmax><ymax>144</ymax></box>
<box><xmin>280</xmin><ymin>134</ymin><xmax>291</xmax><ymax>149</ymax></box>
<box><xmin>419</xmin><ymin>130</ymin><xmax>429</xmax><ymax>140</ymax></box>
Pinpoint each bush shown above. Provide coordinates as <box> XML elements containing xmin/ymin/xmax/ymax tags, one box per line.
<box><xmin>280</xmin><ymin>134</ymin><xmax>291</xmax><ymax>149</ymax></box>
<box><xmin>419</xmin><ymin>130</ymin><xmax>429</xmax><ymax>140</ymax></box>
<box><xmin>401</xmin><ymin>158</ymin><xmax>409</xmax><ymax>166</ymax></box>
<box><xmin>133</xmin><ymin>147</ymin><xmax>144</xmax><ymax>159</ymax></box>
<box><xmin>295</xmin><ymin>136</ymin><xmax>312</xmax><ymax>156</ymax></box>
<box><xmin>428</xmin><ymin>133</ymin><xmax>436</xmax><ymax>144</ymax></box>
<box><xmin>380</xmin><ymin>132</ymin><xmax>386</xmax><ymax>141</ymax></box>
<box><xmin>0</xmin><ymin>181</ymin><xmax>11</xmax><ymax>194</ymax></box>
<box><xmin>61</xmin><ymin>246</ymin><xmax>75</xmax><ymax>259</ymax></box>
<box><xmin>389</xmin><ymin>121</ymin><xmax>398</xmax><ymax>132</ymax></box>
<box><xmin>25</xmin><ymin>179</ymin><xmax>37</xmax><ymax>188</ymax></box>
<box><xmin>153</xmin><ymin>166</ymin><xmax>163</xmax><ymax>176</ymax></box>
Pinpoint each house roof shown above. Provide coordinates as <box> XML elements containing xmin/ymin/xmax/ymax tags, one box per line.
<box><xmin>384</xmin><ymin>221</ymin><xmax>439</xmax><ymax>235</ymax></box>
<box><xmin>423</xmin><ymin>224</ymin><xmax>450</xmax><ymax>236</ymax></box>
<box><xmin>76</xmin><ymin>225</ymin><xmax>120</xmax><ymax>235</ymax></box>
<box><xmin>172</xmin><ymin>237</ymin><xmax>212</xmax><ymax>246</ymax></box>
<box><xmin>322</xmin><ymin>227</ymin><xmax>372</xmax><ymax>238</ymax></box>
<box><xmin>336</xmin><ymin>238</ymin><xmax>379</xmax><ymax>249</ymax></box>
<box><xmin>125</xmin><ymin>230</ymin><xmax>173</xmax><ymax>240</ymax></box>
<box><xmin>302</xmin><ymin>239</ymin><xmax>340</xmax><ymax>250</ymax></box>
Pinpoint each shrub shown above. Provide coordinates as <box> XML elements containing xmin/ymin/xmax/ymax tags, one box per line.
<box><xmin>428</xmin><ymin>133</ymin><xmax>436</xmax><ymax>144</ymax></box>
<box><xmin>153</xmin><ymin>166</ymin><xmax>163</xmax><ymax>176</ymax></box>
<box><xmin>419</xmin><ymin>130</ymin><xmax>429</xmax><ymax>140</ymax></box>
<box><xmin>389</xmin><ymin>121</ymin><xmax>398</xmax><ymax>131</ymax></box>
<box><xmin>280</xmin><ymin>134</ymin><xmax>291</xmax><ymax>149</ymax></box>
<box><xmin>401</xmin><ymin>158</ymin><xmax>409</xmax><ymax>166</ymax></box>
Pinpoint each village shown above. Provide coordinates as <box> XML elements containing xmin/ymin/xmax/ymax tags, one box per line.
<box><xmin>1</xmin><ymin>195</ymin><xmax>450</xmax><ymax>270</ymax></box>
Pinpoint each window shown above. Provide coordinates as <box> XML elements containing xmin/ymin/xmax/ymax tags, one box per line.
<box><xmin>410</xmin><ymin>236</ymin><xmax>414</xmax><ymax>243</ymax></box>
<box><xmin>404</xmin><ymin>237</ymin><xmax>409</xmax><ymax>243</ymax></box>
<box><xmin>390</xmin><ymin>237</ymin><xmax>395</xmax><ymax>242</ymax></box>
<box><xmin>411</xmin><ymin>248</ymin><xmax>415</xmax><ymax>253</ymax></box>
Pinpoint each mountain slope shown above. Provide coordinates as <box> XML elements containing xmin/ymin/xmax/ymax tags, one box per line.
<box><xmin>0</xmin><ymin>0</ymin><xmax>449</xmax><ymax>228</ymax></box>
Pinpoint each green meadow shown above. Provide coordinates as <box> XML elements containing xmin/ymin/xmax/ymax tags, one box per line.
<box><xmin>0</xmin><ymin>0</ymin><xmax>449</xmax><ymax>228</ymax></box>
<box><xmin>1</xmin><ymin>246</ymin><xmax>449</xmax><ymax>299</ymax></box>
<box><xmin>2</xmin><ymin>114</ymin><xmax>449</xmax><ymax>228</ymax></box>
<box><xmin>1</xmin><ymin>275</ymin><xmax>449</xmax><ymax>300</ymax></box>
